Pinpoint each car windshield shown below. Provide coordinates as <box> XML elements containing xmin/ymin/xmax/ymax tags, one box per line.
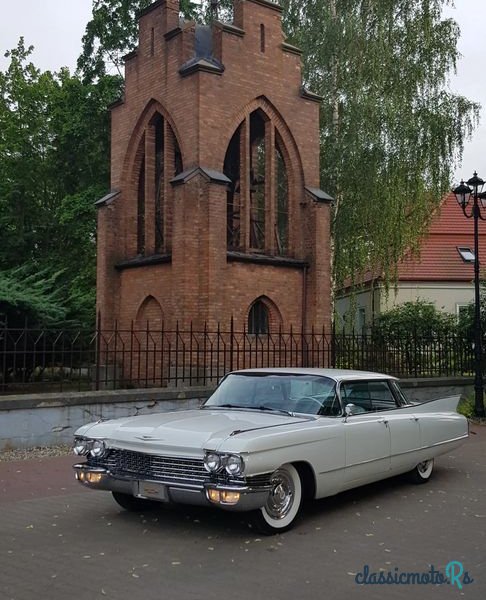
<box><xmin>203</xmin><ymin>373</ymin><xmax>339</xmax><ymax>416</ymax></box>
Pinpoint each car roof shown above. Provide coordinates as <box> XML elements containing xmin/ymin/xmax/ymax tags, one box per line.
<box><xmin>230</xmin><ymin>368</ymin><xmax>397</xmax><ymax>383</ymax></box>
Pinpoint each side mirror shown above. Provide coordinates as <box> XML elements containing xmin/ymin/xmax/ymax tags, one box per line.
<box><xmin>345</xmin><ymin>403</ymin><xmax>357</xmax><ymax>417</ymax></box>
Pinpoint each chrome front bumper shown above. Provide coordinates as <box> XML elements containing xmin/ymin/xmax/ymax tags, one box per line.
<box><xmin>73</xmin><ymin>463</ymin><xmax>271</xmax><ymax>512</ymax></box>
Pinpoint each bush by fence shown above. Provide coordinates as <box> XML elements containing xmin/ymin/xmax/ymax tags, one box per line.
<box><xmin>0</xmin><ymin>320</ymin><xmax>478</xmax><ymax>395</ymax></box>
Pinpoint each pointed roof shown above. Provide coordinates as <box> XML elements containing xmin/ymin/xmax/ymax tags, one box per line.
<box><xmin>397</xmin><ymin>192</ymin><xmax>486</xmax><ymax>281</ymax></box>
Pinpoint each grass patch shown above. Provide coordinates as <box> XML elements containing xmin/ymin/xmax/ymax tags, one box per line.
<box><xmin>458</xmin><ymin>395</ymin><xmax>486</xmax><ymax>424</ymax></box>
<box><xmin>457</xmin><ymin>396</ymin><xmax>475</xmax><ymax>419</ymax></box>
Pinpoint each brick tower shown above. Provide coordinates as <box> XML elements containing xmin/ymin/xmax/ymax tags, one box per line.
<box><xmin>96</xmin><ymin>0</ymin><xmax>332</xmax><ymax>339</ymax></box>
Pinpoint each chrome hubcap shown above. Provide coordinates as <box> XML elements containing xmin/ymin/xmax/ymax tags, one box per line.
<box><xmin>266</xmin><ymin>470</ymin><xmax>294</xmax><ymax>520</ymax></box>
<box><xmin>418</xmin><ymin>460</ymin><xmax>432</xmax><ymax>475</ymax></box>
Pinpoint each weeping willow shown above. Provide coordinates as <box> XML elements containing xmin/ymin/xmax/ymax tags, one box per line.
<box><xmin>280</xmin><ymin>0</ymin><xmax>479</xmax><ymax>287</ymax></box>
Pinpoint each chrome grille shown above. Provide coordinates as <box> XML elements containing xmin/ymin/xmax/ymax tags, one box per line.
<box><xmin>88</xmin><ymin>449</ymin><xmax>241</xmax><ymax>486</ymax></box>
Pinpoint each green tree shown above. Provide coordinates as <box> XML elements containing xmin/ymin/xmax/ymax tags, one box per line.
<box><xmin>78</xmin><ymin>0</ymin><xmax>203</xmax><ymax>81</ymax></box>
<box><xmin>0</xmin><ymin>39</ymin><xmax>58</xmax><ymax>268</ymax></box>
<box><xmin>280</xmin><ymin>0</ymin><xmax>479</xmax><ymax>286</ymax></box>
<box><xmin>0</xmin><ymin>265</ymin><xmax>68</xmax><ymax>326</ymax></box>
<box><xmin>0</xmin><ymin>40</ymin><xmax>122</xmax><ymax>327</ymax></box>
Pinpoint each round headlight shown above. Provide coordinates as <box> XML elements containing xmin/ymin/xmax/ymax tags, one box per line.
<box><xmin>89</xmin><ymin>440</ymin><xmax>107</xmax><ymax>458</ymax></box>
<box><xmin>73</xmin><ymin>438</ymin><xmax>90</xmax><ymax>456</ymax></box>
<box><xmin>204</xmin><ymin>453</ymin><xmax>222</xmax><ymax>473</ymax></box>
<box><xmin>225</xmin><ymin>454</ymin><xmax>244</xmax><ymax>476</ymax></box>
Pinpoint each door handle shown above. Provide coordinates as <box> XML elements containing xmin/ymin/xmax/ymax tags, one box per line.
<box><xmin>410</xmin><ymin>416</ymin><xmax>419</xmax><ymax>422</ymax></box>
<box><xmin>378</xmin><ymin>418</ymin><xmax>389</xmax><ymax>426</ymax></box>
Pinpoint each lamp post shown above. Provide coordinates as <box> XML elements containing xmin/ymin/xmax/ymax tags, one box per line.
<box><xmin>453</xmin><ymin>172</ymin><xmax>486</xmax><ymax>418</ymax></box>
<box><xmin>210</xmin><ymin>0</ymin><xmax>219</xmax><ymax>21</ymax></box>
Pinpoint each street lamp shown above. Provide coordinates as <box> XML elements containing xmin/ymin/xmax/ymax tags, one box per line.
<box><xmin>453</xmin><ymin>172</ymin><xmax>486</xmax><ymax>418</ymax></box>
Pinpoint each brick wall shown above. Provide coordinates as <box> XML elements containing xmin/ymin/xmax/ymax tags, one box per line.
<box><xmin>97</xmin><ymin>0</ymin><xmax>332</xmax><ymax>344</ymax></box>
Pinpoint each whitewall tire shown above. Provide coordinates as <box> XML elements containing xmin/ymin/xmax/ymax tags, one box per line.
<box><xmin>409</xmin><ymin>459</ymin><xmax>434</xmax><ymax>484</ymax></box>
<box><xmin>250</xmin><ymin>464</ymin><xmax>303</xmax><ymax>535</ymax></box>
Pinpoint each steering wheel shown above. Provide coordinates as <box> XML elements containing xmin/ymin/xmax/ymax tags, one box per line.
<box><xmin>293</xmin><ymin>396</ymin><xmax>323</xmax><ymax>414</ymax></box>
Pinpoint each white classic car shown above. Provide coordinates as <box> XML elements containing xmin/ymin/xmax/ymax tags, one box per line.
<box><xmin>73</xmin><ymin>368</ymin><xmax>468</xmax><ymax>534</ymax></box>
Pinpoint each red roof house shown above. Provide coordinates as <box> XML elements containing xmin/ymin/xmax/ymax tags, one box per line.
<box><xmin>336</xmin><ymin>192</ymin><xmax>486</xmax><ymax>331</ymax></box>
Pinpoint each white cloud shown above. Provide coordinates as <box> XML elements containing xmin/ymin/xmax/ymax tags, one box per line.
<box><xmin>0</xmin><ymin>0</ymin><xmax>484</xmax><ymax>182</ymax></box>
<box><xmin>443</xmin><ymin>1</ymin><xmax>486</xmax><ymax>183</ymax></box>
<box><xmin>0</xmin><ymin>0</ymin><xmax>92</xmax><ymax>72</ymax></box>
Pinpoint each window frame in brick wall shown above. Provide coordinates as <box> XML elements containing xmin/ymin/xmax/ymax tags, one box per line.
<box><xmin>224</xmin><ymin>109</ymin><xmax>291</xmax><ymax>257</ymax></box>
<box><xmin>135</xmin><ymin>112</ymin><xmax>183</xmax><ymax>257</ymax></box>
<box><xmin>248</xmin><ymin>299</ymin><xmax>269</xmax><ymax>335</ymax></box>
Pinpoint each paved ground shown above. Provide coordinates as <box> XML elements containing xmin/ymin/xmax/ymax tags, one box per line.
<box><xmin>1</xmin><ymin>427</ymin><xmax>485</xmax><ymax>600</ymax></box>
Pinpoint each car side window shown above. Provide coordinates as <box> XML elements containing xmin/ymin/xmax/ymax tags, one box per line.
<box><xmin>390</xmin><ymin>381</ymin><xmax>410</xmax><ymax>406</ymax></box>
<box><xmin>341</xmin><ymin>382</ymin><xmax>372</xmax><ymax>412</ymax></box>
<box><xmin>367</xmin><ymin>381</ymin><xmax>398</xmax><ymax>411</ymax></box>
<box><xmin>341</xmin><ymin>380</ymin><xmax>398</xmax><ymax>413</ymax></box>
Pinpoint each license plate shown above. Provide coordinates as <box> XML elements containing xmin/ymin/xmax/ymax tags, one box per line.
<box><xmin>137</xmin><ymin>481</ymin><xmax>167</xmax><ymax>501</ymax></box>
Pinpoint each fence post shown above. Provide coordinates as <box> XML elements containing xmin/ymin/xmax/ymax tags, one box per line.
<box><xmin>175</xmin><ymin>321</ymin><xmax>180</xmax><ymax>385</ymax></box>
<box><xmin>161</xmin><ymin>320</ymin><xmax>165</xmax><ymax>386</ymax></box>
<box><xmin>1</xmin><ymin>317</ymin><xmax>7</xmax><ymax>392</ymax></box>
<box><xmin>331</xmin><ymin>321</ymin><xmax>336</xmax><ymax>368</ymax></box>
<box><xmin>217</xmin><ymin>321</ymin><xmax>221</xmax><ymax>378</ymax></box>
<box><xmin>189</xmin><ymin>321</ymin><xmax>193</xmax><ymax>386</ymax></box>
<box><xmin>95</xmin><ymin>311</ymin><xmax>101</xmax><ymax>391</ymax></box>
<box><xmin>203</xmin><ymin>321</ymin><xmax>208</xmax><ymax>385</ymax></box>
<box><xmin>302</xmin><ymin>325</ymin><xmax>308</xmax><ymax>368</ymax></box>
<box><xmin>414</xmin><ymin>324</ymin><xmax>418</xmax><ymax>378</ymax></box>
<box><xmin>230</xmin><ymin>316</ymin><xmax>234</xmax><ymax>373</ymax></box>
<box><xmin>113</xmin><ymin>320</ymin><xmax>119</xmax><ymax>389</ymax></box>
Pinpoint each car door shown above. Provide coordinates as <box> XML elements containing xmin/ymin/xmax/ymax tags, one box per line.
<box><xmin>340</xmin><ymin>381</ymin><xmax>391</xmax><ymax>487</ymax></box>
<box><xmin>369</xmin><ymin>380</ymin><xmax>422</xmax><ymax>472</ymax></box>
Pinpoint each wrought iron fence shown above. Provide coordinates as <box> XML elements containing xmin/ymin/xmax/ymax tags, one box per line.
<box><xmin>0</xmin><ymin>320</ymin><xmax>477</xmax><ymax>395</ymax></box>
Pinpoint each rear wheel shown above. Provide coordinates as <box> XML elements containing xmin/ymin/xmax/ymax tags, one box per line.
<box><xmin>112</xmin><ymin>491</ymin><xmax>159</xmax><ymax>512</ymax></box>
<box><xmin>249</xmin><ymin>464</ymin><xmax>302</xmax><ymax>535</ymax></box>
<box><xmin>408</xmin><ymin>459</ymin><xmax>434</xmax><ymax>484</ymax></box>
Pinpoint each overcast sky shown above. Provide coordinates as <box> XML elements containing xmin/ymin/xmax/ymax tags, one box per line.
<box><xmin>0</xmin><ymin>0</ymin><xmax>484</xmax><ymax>183</ymax></box>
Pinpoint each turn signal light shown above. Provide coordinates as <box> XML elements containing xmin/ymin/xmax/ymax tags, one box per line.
<box><xmin>208</xmin><ymin>489</ymin><xmax>220</xmax><ymax>503</ymax></box>
<box><xmin>220</xmin><ymin>491</ymin><xmax>240</xmax><ymax>505</ymax></box>
<box><xmin>76</xmin><ymin>471</ymin><xmax>102</xmax><ymax>484</ymax></box>
<box><xmin>207</xmin><ymin>489</ymin><xmax>240</xmax><ymax>505</ymax></box>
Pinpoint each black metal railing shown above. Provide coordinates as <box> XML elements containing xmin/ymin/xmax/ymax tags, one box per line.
<box><xmin>0</xmin><ymin>320</ymin><xmax>477</xmax><ymax>395</ymax></box>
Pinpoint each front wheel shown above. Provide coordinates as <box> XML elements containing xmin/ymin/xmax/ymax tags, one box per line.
<box><xmin>249</xmin><ymin>464</ymin><xmax>302</xmax><ymax>535</ymax></box>
<box><xmin>112</xmin><ymin>491</ymin><xmax>159</xmax><ymax>512</ymax></box>
<box><xmin>408</xmin><ymin>459</ymin><xmax>434</xmax><ymax>484</ymax></box>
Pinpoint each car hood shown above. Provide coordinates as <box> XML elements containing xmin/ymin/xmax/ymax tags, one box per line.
<box><xmin>76</xmin><ymin>409</ymin><xmax>310</xmax><ymax>455</ymax></box>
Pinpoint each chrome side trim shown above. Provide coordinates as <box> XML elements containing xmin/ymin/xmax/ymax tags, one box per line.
<box><xmin>429</xmin><ymin>433</ymin><xmax>469</xmax><ymax>447</ymax></box>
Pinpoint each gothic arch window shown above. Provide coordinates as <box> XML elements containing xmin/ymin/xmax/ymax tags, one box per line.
<box><xmin>135</xmin><ymin>112</ymin><xmax>183</xmax><ymax>256</ymax></box>
<box><xmin>154</xmin><ymin>114</ymin><xmax>164</xmax><ymax>253</ymax></box>
<box><xmin>275</xmin><ymin>135</ymin><xmax>289</xmax><ymax>255</ymax></box>
<box><xmin>224</xmin><ymin>108</ymin><xmax>291</xmax><ymax>256</ymax></box>
<box><xmin>250</xmin><ymin>110</ymin><xmax>267</xmax><ymax>250</ymax></box>
<box><xmin>224</xmin><ymin>126</ymin><xmax>242</xmax><ymax>249</ymax></box>
<box><xmin>248</xmin><ymin>300</ymin><xmax>269</xmax><ymax>335</ymax></box>
<box><xmin>135</xmin><ymin>295</ymin><xmax>164</xmax><ymax>329</ymax></box>
<box><xmin>137</xmin><ymin>151</ymin><xmax>146</xmax><ymax>255</ymax></box>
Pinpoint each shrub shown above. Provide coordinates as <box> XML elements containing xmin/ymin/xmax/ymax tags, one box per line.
<box><xmin>371</xmin><ymin>300</ymin><xmax>457</xmax><ymax>339</ymax></box>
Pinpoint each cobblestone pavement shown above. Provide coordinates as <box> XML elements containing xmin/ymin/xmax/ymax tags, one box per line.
<box><xmin>1</xmin><ymin>427</ymin><xmax>485</xmax><ymax>600</ymax></box>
